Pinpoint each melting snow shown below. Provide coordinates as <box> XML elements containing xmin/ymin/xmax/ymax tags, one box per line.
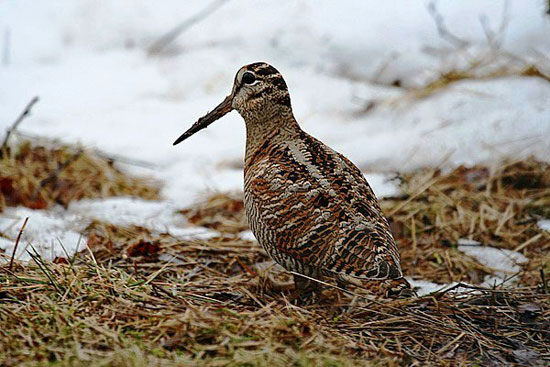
<box><xmin>538</xmin><ymin>220</ymin><xmax>550</xmax><ymax>232</ymax></box>
<box><xmin>408</xmin><ymin>279</ymin><xmax>462</xmax><ymax>297</ymax></box>
<box><xmin>0</xmin><ymin>207</ymin><xmax>84</xmax><ymax>262</ymax></box>
<box><xmin>458</xmin><ymin>244</ymin><xmax>528</xmax><ymax>287</ymax></box>
<box><xmin>0</xmin><ymin>198</ymin><xmax>219</xmax><ymax>261</ymax></box>
<box><xmin>239</xmin><ymin>230</ymin><xmax>258</xmax><ymax>242</ymax></box>
<box><xmin>456</xmin><ymin>238</ymin><xmax>482</xmax><ymax>246</ymax></box>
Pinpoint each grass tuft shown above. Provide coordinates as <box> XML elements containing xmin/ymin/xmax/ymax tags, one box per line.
<box><xmin>0</xmin><ymin>140</ymin><xmax>160</xmax><ymax>211</ymax></box>
<box><xmin>385</xmin><ymin>158</ymin><xmax>550</xmax><ymax>286</ymax></box>
<box><xmin>179</xmin><ymin>193</ymin><xmax>247</xmax><ymax>234</ymax></box>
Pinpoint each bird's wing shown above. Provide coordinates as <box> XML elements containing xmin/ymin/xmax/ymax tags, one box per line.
<box><xmin>245</xmin><ymin>130</ymin><xmax>402</xmax><ymax>280</ymax></box>
<box><xmin>291</xmin><ymin>132</ymin><xmax>403</xmax><ymax>280</ymax></box>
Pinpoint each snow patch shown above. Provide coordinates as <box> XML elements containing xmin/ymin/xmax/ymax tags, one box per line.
<box><xmin>0</xmin><ymin>198</ymin><xmax>220</xmax><ymax>261</ymax></box>
<box><xmin>458</xmin><ymin>245</ymin><xmax>528</xmax><ymax>287</ymax></box>
<box><xmin>457</xmin><ymin>238</ymin><xmax>482</xmax><ymax>246</ymax></box>
<box><xmin>239</xmin><ymin>230</ymin><xmax>257</xmax><ymax>242</ymax></box>
<box><xmin>0</xmin><ymin>207</ymin><xmax>83</xmax><ymax>261</ymax></box>
<box><xmin>538</xmin><ymin>220</ymin><xmax>550</xmax><ymax>232</ymax></box>
<box><xmin>68</xmin><ymin>197</ymin><xmax>184</xmax><ymax>232</ymax></box>
<box><xmin>408</xmin><ymin>279</ymin><xmax>461</xmax><ymax>297</ymax></box>
<box><xmin>364</xmin><ymin>173</ymin><xmax>400</xmax><ymax>198</ymax></box>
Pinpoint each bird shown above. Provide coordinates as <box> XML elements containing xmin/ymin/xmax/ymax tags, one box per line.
<box><xmin>173</xmin><ymin>62</ymin><xmax>413</xmax><ymax>303</ymax></box>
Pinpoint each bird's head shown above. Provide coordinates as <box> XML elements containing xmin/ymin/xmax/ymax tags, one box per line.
<box><xmin>173</xmin><ymin>62</ymin><xmax>292</xmax><ymax>145</ymax></box>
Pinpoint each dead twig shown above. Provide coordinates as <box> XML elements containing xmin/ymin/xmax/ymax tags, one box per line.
<box><xmin>8</xmin><ymin>216</ymin><xmax>29</xmax><ymax>271</ymax></box>
<box><xmin>1</xmin><ymin>96</ymin><xmax>39</xmax><ymax>154</ymax></box>
<box><xmin>541</xmin><ymin>269</ymin><xmax>548</xmax><ymax>294</ymax></box>
<box><xmin>479</xmin><ymin>0</ymin><xmax>509</xmax><ymax>50</ymax></box>
<box><xmin>12</xmin><ymin>130</ymin><xmax>159</xmax><ymax>170</ymax></box>
<box><xmin>147</xmin><ymin>0</ymin><xmax>230</xmax><ymax>56</ymax></box>
<box><xmin>32</xmin><ymin>149</ymin><xmax>84</xmax><ymax>200</ymax></box>
<box><xmin>427</xmin><ymin>2</ymin><xmax>469</xmax><ymax>49</ymax></box>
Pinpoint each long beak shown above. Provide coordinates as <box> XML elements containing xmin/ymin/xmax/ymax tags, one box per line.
<box><xmin>173</xmin><ymin>94</ymin><xmax>233</xmax><ymax>145</ymax></box>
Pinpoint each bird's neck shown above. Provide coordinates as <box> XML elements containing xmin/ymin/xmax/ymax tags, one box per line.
<box><xmin>243</xmin><ymin>108</ymin><xmax>300</xmax><ymax>164</ymax></box>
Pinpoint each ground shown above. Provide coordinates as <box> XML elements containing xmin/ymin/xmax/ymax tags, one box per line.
<box><xmin>1</xmin><ymin>148</ymin><xmax>549</xmax><ymax>366</ymax></box>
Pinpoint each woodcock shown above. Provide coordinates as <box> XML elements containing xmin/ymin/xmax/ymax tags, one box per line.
<box><xmin>174</xmin><ymin>62</ymin><xmax>413</xmax><ymax>302</ymax></box>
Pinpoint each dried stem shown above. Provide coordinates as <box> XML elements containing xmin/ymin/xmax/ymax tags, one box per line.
<box><xmin>12</xmin><ymin>130</ymin><xmax>159</xmax><ymax>169</ymax></box>
<box><xmin>32</xmin><ymin>149</ymin><xmax>84</xmax><ymax>199</ymax></box>
<box><xmin>8</xmin><ymin>216</ymin><xmax>29</xmax><ymax>271</ymax></box>
<box><xmin>147</xmin><ymin>0</ymin><xmax>230</xmax><ymax>55</ymax></box>
<box><xmin>427</xmin><ymin>2</ymin><xmax>469</xmax><ymax>49</ymax></box>
<box><xmin>1</xmin><ymin>96</ymin><xmax>39</xmax><ymax>153</ymax></box>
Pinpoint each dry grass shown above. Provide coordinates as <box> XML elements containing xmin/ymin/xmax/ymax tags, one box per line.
<box><xmin>385</xmin><ymin>158</ymin><xmax>550</xmax><ymax>287</ymax></box>
<box><xmin>179</xmin><ymin>193</ymin><xmax>248</xmax><ymax>235</ymax></box>
<box><xmin>408</xmin><ymin>61</ymin><xmax>550</xmax><ymax>100</ymax></box>
<box><xmin>0</xmin><ymin>140</ymin><xmax>160</xmax><ymax>211</ymax></box>
<box><xmin>1</xmin><ymin>225</ymin><xmax>549</xmax><ymax>366</ymax></box>
<box><xmin>1</xmin><ymin>158</ymin><xmax>549</xmax><ymax>366</ymax></box>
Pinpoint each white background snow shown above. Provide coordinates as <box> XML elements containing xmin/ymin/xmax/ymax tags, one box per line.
<box><xmin>1</xmin><ymin>1</ymin><xmax>549</xmax><ymax>292</ymax></box>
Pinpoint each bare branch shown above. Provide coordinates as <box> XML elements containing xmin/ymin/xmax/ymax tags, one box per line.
<box><xmin>427</xmin><ymin>1</ymin><xmax>469</xmax><ymax>49</ymax></box>
<box><xmin>479</xmin><ymin>0</ymin><xmax>509</xmax><ymax>50</ymax></box>
<box><xmin>12</xmin><ymin>130</ymin><xmax>159</xmax><ymax>169</ymax></box>
<box><xmin>1</xmin><ymin>96</ymin><xmax>39</xmax><ymax>152</ymax></box>
<box><xmin>147</xmin><ymin>0</ymin><xmax>230</xmax><ymax>56</ymax></box>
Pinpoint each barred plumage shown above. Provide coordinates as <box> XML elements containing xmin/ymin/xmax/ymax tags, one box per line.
<box><xmin>174</xmin><ymin>62</ymin><xmax>413</xmax><ymax>301</ymax></box>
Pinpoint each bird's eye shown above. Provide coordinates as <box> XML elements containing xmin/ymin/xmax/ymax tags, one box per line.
<box><xmin>242</xmin><ymin>72</ymin><xmax>256</xmax><ymax>85</ymax></box>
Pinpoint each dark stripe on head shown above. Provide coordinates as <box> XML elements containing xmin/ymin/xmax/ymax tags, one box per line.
<box><xmin>249</xmin><ymin>85</ymin><xmax>274</xmax><ymax>101</ymax></box>
<box><xmin>239</xmin><ymin>62</ymin><xmax>292</xmax><ymax>108</ymax></box>
<box><xmin>248</xmin><ymin>62</ymin><xmax>280</xmax><ymax>77</ymax></box>
<box><xmin>255</xmin><ymin>66</ymin><xmax>280</xmax><ymax>77</ymax></box>
<box><xmin>271</xmin><ymin>76</ymin><xmax>287</xmax><ymax>91</ymax></box>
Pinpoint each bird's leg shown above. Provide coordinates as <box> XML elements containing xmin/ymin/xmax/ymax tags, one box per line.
<box><xmin>336</xmin><ymin>274</ymin><xmax>416</xmax><ymax>299</ymax></box>
<box><xmin>336</xmin><ymin>275</ymin><xmax>349</xmax><ymax>304</ymax></box>
<box><xmin>292</xmin><ymin>274</ymin><xmax>321</xmax><ymax>305</ymax></box>
<box><xmin>383</xmin><ymin>277</ymin><xmax>417</xmax><ymax>298</ymax></box>
<box><xmin>336</xmin><ymin>275</ymin><xmax>349</xmax><ymax>290</ymax></box>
